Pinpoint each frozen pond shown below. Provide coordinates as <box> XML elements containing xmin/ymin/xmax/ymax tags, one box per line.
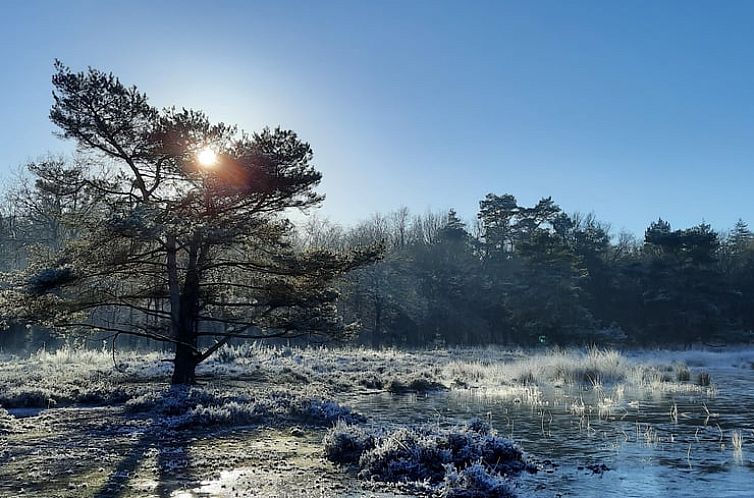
<box><xmin>3</xmin><ymin>346</ymin><xmax>754</xmax><ymax>497</ymax></box>
<box><xmin>345</xmin><ymin>352</ymin><xmax>754</xmax><ymax>497</ymax></box>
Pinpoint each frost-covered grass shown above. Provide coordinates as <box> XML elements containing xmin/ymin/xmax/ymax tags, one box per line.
<box><xmin>0</xmin><ymin>382</ymin><xmax>132</xmax><ymax>408</ymax></box>
<box><xmin>322</xmin><ymin>420</ymin><xmax>375</xmax><ymax>465</ymax></box>
<box><xmin>443</xmin><ymin>348</ymin><xmax>636</xmax><ymax>386</ymax></box>
<box><xmin>630</xmin><ymin>347</ymin><xmax>754</xmax><ymax>370</ymax></box>
<box><xmin>440</xmin><ymin>462</ymin><xmax>516</xmax><ymax>498</ymax></box>
<box><xmin>125</xmin><ymin>386</ymin><xmax>364</xmax><ymax>429</ymax></box>
<box><xmin>442</xmin><ymin>347</ymin><xmax>723</xmax><ymax>397</ymax></box>
<box><xmin>387</xmin><ymin>374</ymin><xmax>449</xmax><ymax>393</ymax></box>
<box><xmin>447</xmin><ymin>347</ymin><xmax>674</xmax><ymax>387</ymax></box>
<box><xmin>0</xmin><ymin>346</ymin><xmax>168</xmax><ymax>383</ymax></box>
<box><xmin>168</xmin><ymin>391</ymin><xmax>364</xmax><ymax>429</ymax></box>
<box><xmin>0</xmin><ymin>343</ymin><xmax>730</xmax><ymax>412</ymax></box>
<box><xmin>0</xmin><ymin>345</ymin><xmax>166</xmax><ymax>409</ymax></box>
<box><xmin>0</xmin><ymin>344</ymin><xmax>368</xmax><ymax>431</ymax></box>
<box><xmin>0</xmin><ymin>406</ymin><xmax>14</xmax><ymax>433</ymax></box>
<box><xmin>323</xmin><ymin>418</ymin><xmax>529</xmax><ymax>496</ymax></box>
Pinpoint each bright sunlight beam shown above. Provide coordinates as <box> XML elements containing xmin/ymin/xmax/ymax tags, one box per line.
<box><xmin>197</xmin><ymin>147</ymin><xmax>218</xmax><ymax>168</ymax></box>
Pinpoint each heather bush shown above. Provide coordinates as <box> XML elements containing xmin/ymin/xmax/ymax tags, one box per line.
<box><xmin>0</xmin><ymin>382</ymin><xmax>131</xmax><ymax>408</ymax></box>
<box><xmin>124</xmin><ymin>387</ymin><xmax>236</xmax><ymax>415</ymax></box>
<box><xmin>440</xmin><ymin>462</ymin><xmax>515</xmax><ymax>498</ymax></box>
<box><xmin>324</xmin><ymin>419</ymin><xmax>529</xmax><ymax>492</ymax></box>
<box><xmin>358</xmin><ymin>426</ymin><xmax>451</xmax><ymax>482</ymax></box>
<box><xmin>125</xmin><ymin>387</ymin><xmax>364</xmax><ymax>429</ymax></box>
<box><xmin>322</xmin><ymin>420</ymin><xmax>376</xmax><ymax>465</ymax></box>
<box><xmin>387</xmin><ymin>375</ymin><xmax>448</xmax><ymax>393</ymax></box>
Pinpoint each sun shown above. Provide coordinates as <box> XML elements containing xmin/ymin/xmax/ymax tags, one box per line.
<box><xmin>197</xmin><ymin>147</ymin><xmax>218</xmax><ymax>167</ymax></box>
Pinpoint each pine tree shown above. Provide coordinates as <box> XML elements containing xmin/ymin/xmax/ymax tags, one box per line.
<box><xmin>0</xmin><ymin>62</ymin><xmax>378</xmax><ymax>384</ymax></box>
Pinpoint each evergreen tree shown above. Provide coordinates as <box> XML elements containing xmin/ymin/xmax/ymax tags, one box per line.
<box><xmin>0</xmin><ymin>62</ymin><xmax>377</xmax><ymax>384</ymax></box>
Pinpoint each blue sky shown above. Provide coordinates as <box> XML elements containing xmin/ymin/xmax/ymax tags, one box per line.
<box><xmin>2</xmin><ymin>1</ymin><xmax>754</xmax><ymax>236</ymax></box>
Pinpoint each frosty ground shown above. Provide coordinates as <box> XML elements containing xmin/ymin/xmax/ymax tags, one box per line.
<box><xmin>1</xmin><ymin>345</ymin><xmax>752</xmax><ymax>497</ymax></box>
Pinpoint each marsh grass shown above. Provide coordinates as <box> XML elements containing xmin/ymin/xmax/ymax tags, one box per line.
<box><xmin>0</xmin><ymin>406</ymin><xmax>14</xmax><ymax>433</ymax></box>
<box><xmin>0</xmin><ymin>343</ymin><xmax>723</xmax><ymax>415</ymax></box>
<box><xmin>732</xmin><ymin>430</ymin><xmax>743</xmax><ymax>456</ymax></box>
<box><xmin>697</xmin><ymin>371</ymin><xmax>712</xmax><ymax>387</ymax></box>
<box><xmin>442</xmin><ymin>347</ymin><xmax>710</xmax><ymax>405</ymax></box>
<box><xmin>670</xmin><ymin>403</ymin><xmax>678</xmax><ymax>424</ymax></box>
<box><xmin>675</xmin><ymin>363</ymin><xmax>691</xmax><ymax>382</ymax></box>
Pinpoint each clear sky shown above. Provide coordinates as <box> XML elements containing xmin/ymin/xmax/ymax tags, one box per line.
<box><xmin>2</xmin><ymin>0</ymin><xmax>754</xmax><ymax>236</ymax></box>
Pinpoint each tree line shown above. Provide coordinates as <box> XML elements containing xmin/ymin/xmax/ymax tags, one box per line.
<box><xmin>3</xmin><ymin>164</ymin><xmax>752</xmax><ymax>351</ymax></box>
<box><xmin>3</xmin><ymin>166</ymin><xmax>754</xmax><ymax>350</ymax></box>
<box><xmin>300</xmin><ymin>196</ymin><xmax>754</xmax><ymax>347</ymax></box>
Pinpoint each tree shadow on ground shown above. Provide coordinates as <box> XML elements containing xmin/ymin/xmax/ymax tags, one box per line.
<box><xmin>91</xmin><ymin>387</ymin><xmax>197</xmax><ymax>498</ymax></box>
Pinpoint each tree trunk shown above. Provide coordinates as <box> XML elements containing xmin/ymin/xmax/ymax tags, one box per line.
<box><xmin>171</xmin><ymin>342</ymin><xmax>199</xmax><ymax>384</ymax></box>
<box><xmin>372</xmin><ymin>296</ymin><xmax>382</xmax><ymax>348</ymax></box>
<box><xmin>168</xmin><ymin>231</ymin><xmax>206</xmax><ymax>385</ymax></box>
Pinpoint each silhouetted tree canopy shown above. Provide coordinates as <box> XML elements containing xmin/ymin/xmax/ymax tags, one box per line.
<box><xmin>0</xmin><ymin>62</ymin><xmax>379</xmax><ymax>383</ymax></box>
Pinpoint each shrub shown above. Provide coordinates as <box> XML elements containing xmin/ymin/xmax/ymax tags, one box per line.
<box><xmin>0</xmin><ymin>388</ymin><xmax>55</xmax><ymax>408</ymax></box>
<box><xmin>323</xmin><ymin>421</ymin><xmax>376</xmax><ymax>465</ymax></box>
<box><xmin>440</xmin><ymin>463</ymin><xmax>515</xmax><ymax>498</ymax></box>
<box><xmin>387</xmin><ymin>375</ymin><xmax>448</xmax><ymax>394</ymax></box>
<box><xmin>124</xmin><ymin>387</ymin><xmax>235</xmax><ymax>415</ymax></box>
<box><xmin>357</xmin><ymin>373</ymin><xmax>384</xmax><ymax>390</ymax></box>
<box><xmin>324</xmin><ymin>419</ymin><xmax>530</xmax><ymax>491</ymax></box>
<box><xmin>465</xmin><ymin>417</ymin><xmax>492</xmax><ymax>435</ymax></box>
<box><xmin>297</xmin><ymin>398</ymin><xmax>365</xmax><ymax>425</ymax></box>
<box><xmin>0</xmin><ymin>382</ymin><xmax>133</xmax><ymax>409</ymax></box>
<box><xmin>128</xmin><ymin>388</ymin><xmax>364</xmax><ymax>429</ymax></box>
<box><xmin>176</xmin><ymin>401</ymin><xmax>264</xmax><ymax>427</ymax></box>
<box><xmin>358</xmin><ymin>426</ymin><xmax>451</xmax><ymax>482</ymax></box>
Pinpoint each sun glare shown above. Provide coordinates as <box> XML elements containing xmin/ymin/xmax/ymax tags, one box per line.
<box><xmin>197</xmin><ymin>148</ymin><xmax>218</xmax><ymax>167</ymax></box>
